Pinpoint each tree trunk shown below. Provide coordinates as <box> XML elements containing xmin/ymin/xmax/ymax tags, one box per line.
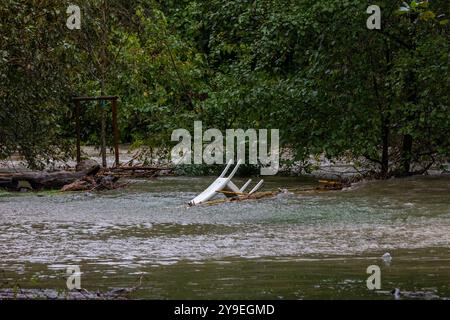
<box><xmin>0</xmin><ymin>161</ymin><xmax>100</xmax><ymax>190</ymax></box>
<box><xmin>381</xmin><ymin>118</ymin><xmax>390</xmax><ymax>178</ymax></box>
<box><xmin>101</xmin><ymin>104</ymin><xmax>107</xmax><ymax>168</ymax></box>
<box><xmin>401</xmin><ymin>134</ymin><xmax>413</xmax><ymax>176</ymax></box>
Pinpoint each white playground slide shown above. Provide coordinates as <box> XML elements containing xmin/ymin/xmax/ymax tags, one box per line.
<box><xmin>188</xmin><ymin>160</ymin><xmax>264</xmax><ymax>206</ymax></box>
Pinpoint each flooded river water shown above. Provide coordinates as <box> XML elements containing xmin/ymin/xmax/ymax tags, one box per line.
<box><xmin>0</xmin><ymin>175</ymin><xmax>449</xmax><ymax>299</ymax></box>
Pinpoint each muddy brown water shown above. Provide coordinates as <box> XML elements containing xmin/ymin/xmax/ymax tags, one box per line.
<box><xmin>0</xmin><ymin>175</ymin><xmax>449</xmax><ymax>299</ymax></box>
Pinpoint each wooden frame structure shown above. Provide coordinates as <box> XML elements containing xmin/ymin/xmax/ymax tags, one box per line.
<box><xmin>72</xmin><ymin>96</ymin><xmax>120</xmax><ymax>167</ymax></box>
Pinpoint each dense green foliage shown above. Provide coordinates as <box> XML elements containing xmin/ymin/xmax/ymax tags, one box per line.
<box><xmin>0</xmin><ymin>0</ymin><xmax>448</xmax><ymax>175</ymax></box>
<box><xmin>0</xmin><ymin>1</ymin><xmax>72</xmax><ymax>168</ymax></box>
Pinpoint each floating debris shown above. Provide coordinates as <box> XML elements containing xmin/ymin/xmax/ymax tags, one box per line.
<box><xmin>388</xmin><ymin>288</ymin><xmax>440</xmax><ymax>300</ymax></box>
<box><xmin>188</xmin><ymin>160</ymin><xmax>264</xmax><ymax>206</ymax></box>
<box><xmin>382</xmin><ymin>252</ymin><xmax>392</xmax><ymax>265</ymax></box>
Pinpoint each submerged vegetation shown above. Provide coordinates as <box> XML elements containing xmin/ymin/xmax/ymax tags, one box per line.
<box><xmin>0</xmin><ymin>0</ymin><xmax>448</xmax><ymax>177</ymax></box>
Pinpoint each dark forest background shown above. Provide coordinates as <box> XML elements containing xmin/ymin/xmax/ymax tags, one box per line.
<box><xmin>0</xmin><ymin>0</ymin><xmax>448</xmax><ymax>177</ymax></box>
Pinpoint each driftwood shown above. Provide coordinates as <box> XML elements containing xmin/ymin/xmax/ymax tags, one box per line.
<box><xmin>60</xmin><ymin>175</ymin><xmax>127</xmax><ymax>192</ymax></box>
<box><xmin>200</xmin><ymin>191</ymin><xmax>280</xmax><ymax>206</ymax></box>
<box><xmin>0</xmin><ymin>160</ymin><xmax>144</xmax><ymax>192</ymax></box>
<box><xmin>101</xmin><ymin>166</ymin><xmax>173</xmax><ymax>178</ymax></box>
<box><xmin>60</xmin><ymin>175</ymin><xmax>97</xmax><ymax>192</ymax></box>
<box><xmin>0</xmin><ymin>161</ymin><xmax>100</xmax><ymax>191</ymax></box>
<box><xmin>199</xmin><ymin>180</ymin><xmax>347</xmax><ymax>207</ymax></box>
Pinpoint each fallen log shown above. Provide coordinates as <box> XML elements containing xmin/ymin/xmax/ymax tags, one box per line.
<box><xmin>60</xmin><ymin>175</ymin><xmax>96</xmax><ymax>192</ymax></box>
<box><xmin>0</xmin><ymin>177</ymin><xmax>12</xmax><ymax>189</ymax></box>
<box><xmin>103</xmin><ymin>166</ymin><xmax>173</xmax><ymax>178</ymax></box>
<box><xmin>60</xmin><ymin>174</ymin><xmax>130</xmax><ymax>192</ymax></box>
<box><xmin>0</xmin><ymin>161</ymin><xmax>100</xmax><ymax>191</ymax></box>
<box><xmin>114</xmin><ymin>166</ymin><xmax>172</xmax><ymax>171</ymax></box>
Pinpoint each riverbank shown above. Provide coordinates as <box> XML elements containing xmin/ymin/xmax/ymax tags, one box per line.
<box><xmin>1</xmin><ymin>146</ymin><xmax>449</xmax><ymax>182</ymax></box>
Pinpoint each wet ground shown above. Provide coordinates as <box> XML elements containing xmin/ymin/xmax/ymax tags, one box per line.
<box><xmin>0</xmin><ymin>175</ymin><xmax>449</xmax><ymax>299</ymax></box>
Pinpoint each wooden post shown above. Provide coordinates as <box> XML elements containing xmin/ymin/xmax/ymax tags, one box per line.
<box><xmin>75</xmin><ymin>100</ymin><xmax>81</xmax><ymax>164</ymax></box>
<box><xmin>100</xmin><ymin>101</ymin><xmax>107</xmax><ymax>168</ymax></box>
<box><xmin>111</xmin><ymin>99</ymin><xmax>120</xmax><ymax>167</ymax></box>
<box><xmin>73</xmin><ymin>96</ymin><xmax>119</xmax><ymax>167</ymax></box>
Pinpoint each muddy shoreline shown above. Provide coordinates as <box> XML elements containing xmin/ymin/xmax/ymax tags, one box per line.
<box><xmin>1</xmin><ymin>146</ymin><xmax>448</xmax><ymax>183</ymax></box>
